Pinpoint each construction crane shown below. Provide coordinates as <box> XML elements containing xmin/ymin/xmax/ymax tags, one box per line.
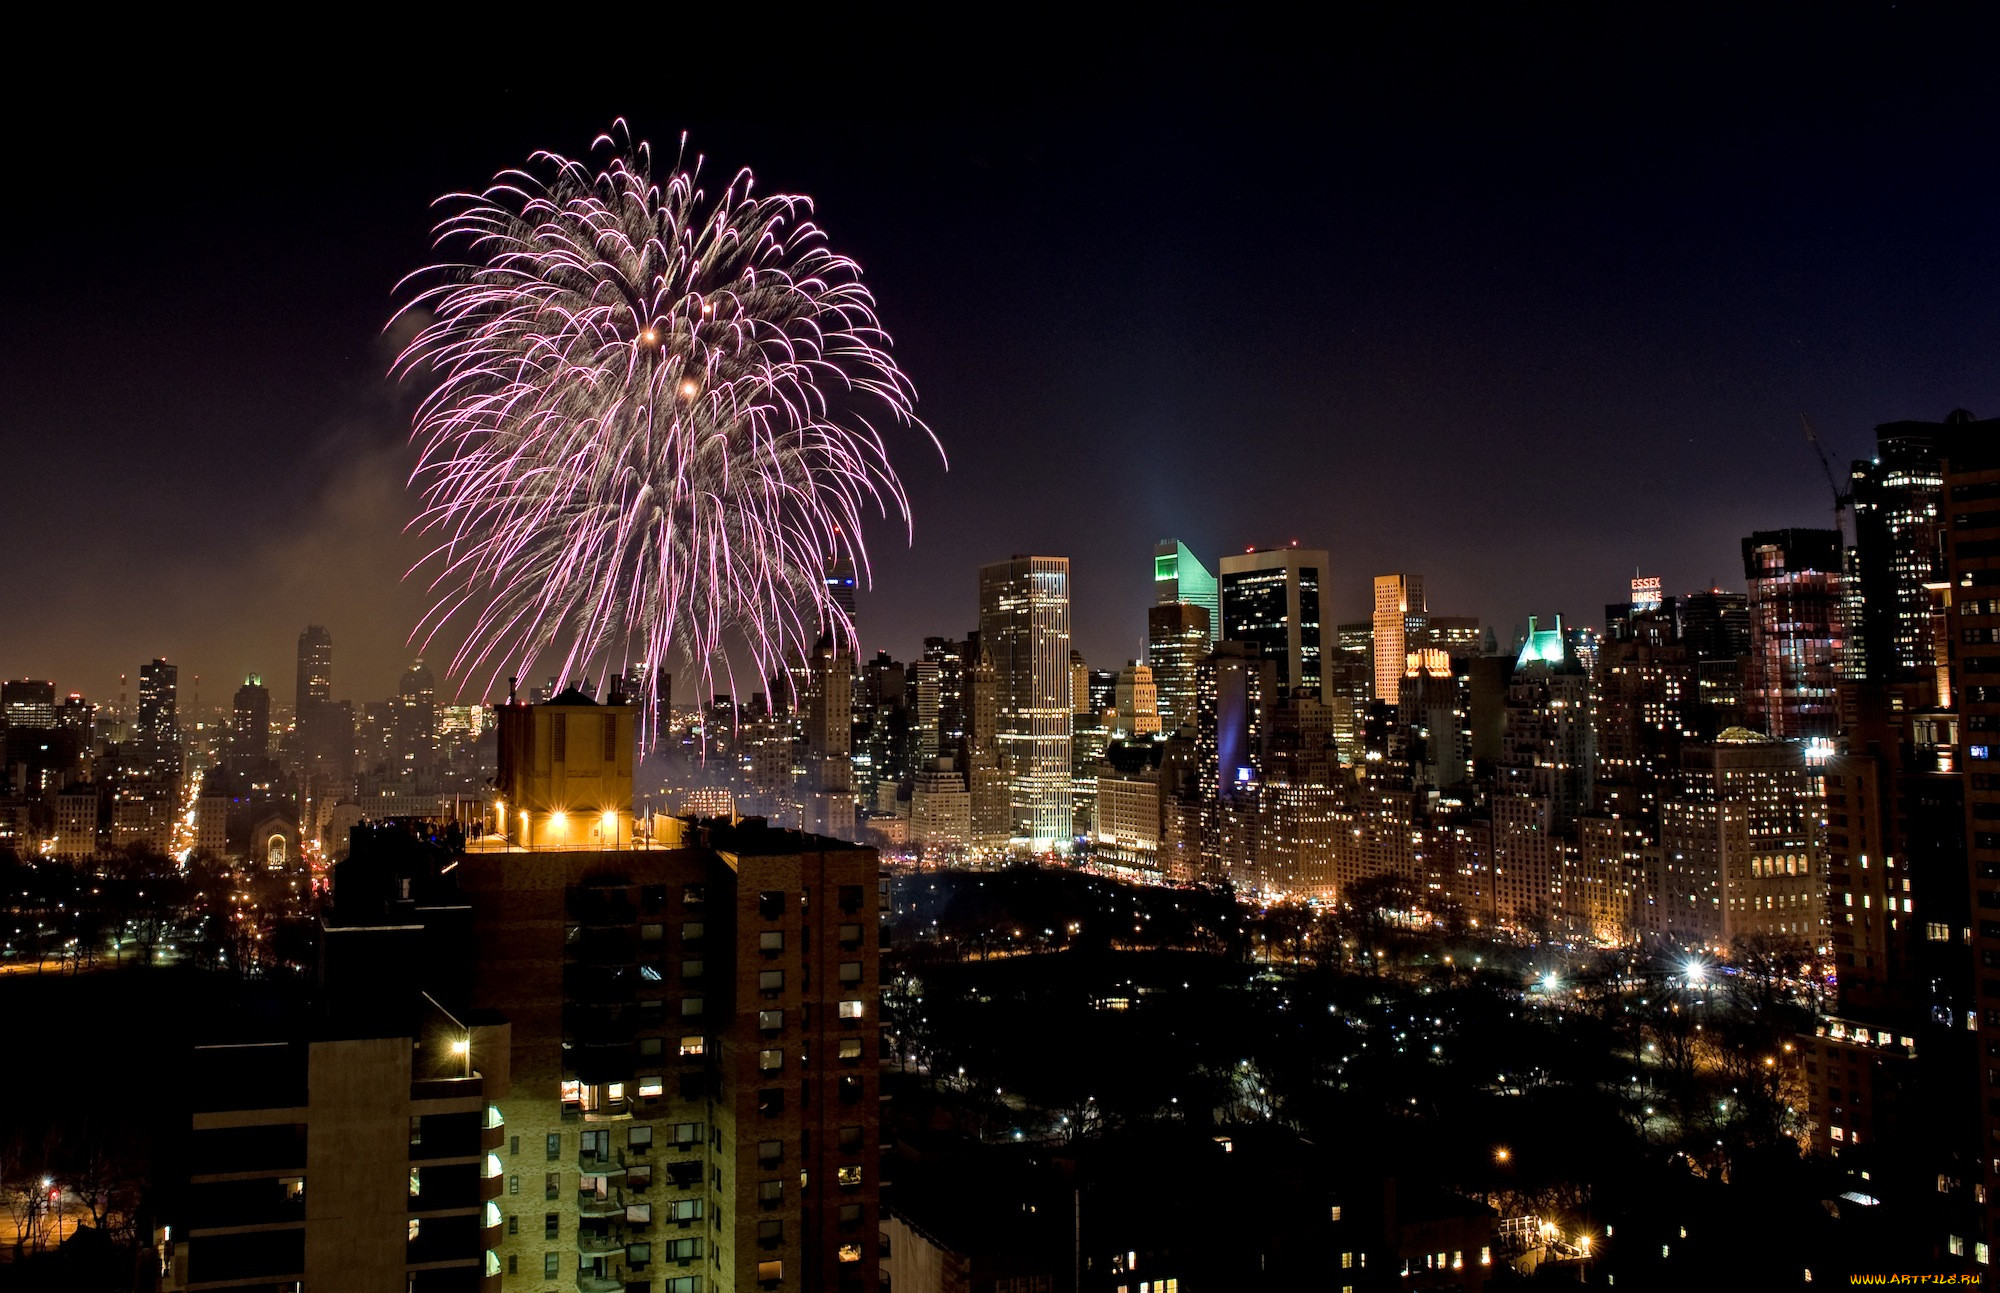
<box><xmin>1801</xmin><ymin>413</ymin><xmax>1852</xmax><ymax>544</ymax></box>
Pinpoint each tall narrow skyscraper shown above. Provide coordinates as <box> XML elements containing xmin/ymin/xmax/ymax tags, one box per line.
<box><xmin>296</xmin><ymin>624</ymin><xmax>333</xmax><ymax>714</ymax></box>
<box><xmin>1154</xmin><ymin>539</ymin><xmax>1220</xmax><ymax>644</ymax></box>
<box><xmin>1742</xmin><ymin>528</ymin><xmax>1846</xmax><ymax>740</ymax></box>
<box><xmin>1146</xmin><ymin>601</ymin><xmax>1211</xmax><ymax>733</ymax></box>
<box><xmin>1219</xmin><ymin>546</ymin><xmax>1330</xmax><ymax>703</ymax></box>
<box><xmin>978</xmin><ymin>556</ymin><xmax>1073</xmax><ymax>849</ymax></box>
<box><xmin>1850</xmin><ymin>415</ymin><xmax>1973</xmax><ymax>688</ymax></box>
<box><xmin>231</xmin><ymin>675</ymin><xmax>271</xmax><ymax>763</ymax></box>
<box><xmin>1372</xmin><ymin>574</ymin><xmax>1426</xmax><ymax>707</ymax></box>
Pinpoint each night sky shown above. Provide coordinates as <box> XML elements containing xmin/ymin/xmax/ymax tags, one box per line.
<box><xmin>4</xmin><ymin>12</ymin><xmax>1996</xmax><ymax>707</ymax></box>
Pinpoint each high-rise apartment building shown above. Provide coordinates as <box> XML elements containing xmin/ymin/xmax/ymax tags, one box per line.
<box><xmin>1743</xmin><ymin>529</ymin><xmax>1847</xmax><ymax>741</ymax></box>
<box><xmin>1146</xmin><ymin>602</ymin><xmax>1210</xmax><ymax>735</ymax></box>
<box><xmin>1489</xmin><ymin>617</ymin><xmax>1593</xmax><ymax>929</ymax></box>
<box><xmin>454</xmin><ymin>819</ymin><xmax>884</xmax><ymax>1293</ymax></box>
<box><xmin>1655</xmin><ymin>730</ymin><xmax>1824</xmax><ymax>948</ymax></box>
<box><xmin>1154</xmin><ymin>539</ymin><xmax>1219</xmax><ymax>644</ymax></box>
<box><xmin>1372</xmin><ymin>575</ymin><xmax>1425</xmax><ymax>707</ymax></box>
<box><xmin>1943</xmin><ymin>422</ymin><xmax>2000</xmax><ymax>1248</ymax></box>
<box><xmin>1220</xmin><ymin>547</ymin><xmax>1329</xmax><ymax>704</ymax></box>
<box><xmin>978</xmin><ymin>556</ymin><xmax>1073</xmax><ymax>850</ymax></box>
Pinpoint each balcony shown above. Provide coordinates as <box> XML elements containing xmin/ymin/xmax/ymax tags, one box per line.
<box><xmin>576</xmin><ymin>1275</ymin><xmax>623</xmax><ymax>1293</ymax></box>
<box><xmin>577</xmin><ymin>1230</ymin><xmax>624</xmax><ymax>1255</ymax></box>
<box><xmin>577</xmin><ymin>1190</ymin><xmax>627</xmax><ymax>1219</ymax></box>
<box><xmin>580</xmin><ymin>1148</ymin><xmax>627</xmax><ymax>1176</ymax></box>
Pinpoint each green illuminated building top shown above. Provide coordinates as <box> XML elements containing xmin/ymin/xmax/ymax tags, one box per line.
<box><xmin>1154</xmin><ymin>539</ymin><xmax>1220</xmax><ymax>644</ymax></box>
<box><xmin>1515</xmin><ymin>614</ymin><xmax>1571</xmax><ymax>668</ymax></box>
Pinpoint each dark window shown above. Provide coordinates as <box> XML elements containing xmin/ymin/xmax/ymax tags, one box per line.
<box><xmin>544</xmin><ymin>1212</ymin><xmax>558</xmax><ymax>1240</ymax></box>
<box><xmin>759</xmin><ymin>891</ymin><xmax>786</xmax><ymax>919</ymax></box>
<box><xmin>603</xmin><ymin>714</ymin><xmax>618</xmax><ymax>761</ymax></box>
<box><xmin>546</xmin><ymin>1133</ymin><xmax>561</xmax><ymax>1161</ymax></box>
<box><xmin>839</xmin><ymin>885</ymin><xmax>864</xmax><ymax>912</ymax></box>
<box><xmin>838</xmin><ymin>1126</ymin><xmax>862</xmax><ymax>1152</ymax></box>
<box><xmin>553</xmin><ymin>714</ymin><xmax>567</xmax><ymax>761</ymax></box>
<box><xmin>758</xmin><ymin>1088</ymin><xmax>785</xmax><ymax>1116</ymax></box>
<box><xmin>544</xmin><ymin>1172</ymin><xmax>559</xmax><ymax>1200</ymax></box>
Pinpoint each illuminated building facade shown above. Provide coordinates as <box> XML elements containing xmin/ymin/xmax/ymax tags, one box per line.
<box><xmin>1146</xmin><ymin>602</ymin><xmax>1210</xmax><ymax>735</ymax></box>
<box><xmin>491</xmin><ymin>687</ymin><xmax>636</xmax><ymax>849</ymax></box>
<box><xmin>1154</xmin><ymin>538</ymin><xmax>1219</xmax><ymax>644</ymax></box>
<box><xmin>1655</xmin><ymin>729</ymin><xmax>1823</xmax><ymax>947</ymax></box>
<box><xmin>1851</xmin><ymin>424</ymin><xmax>1944</xmax><ymax>681</ymax></box>
<box><xmin>962</xmin><ymin>643</ymin><xmax>1010</xmax><ymax>847</ymax></box>
<box><xmin>1593</xmin><ymin>617</ymin><xmax>1696</xmax><ymax>819</ymax></box>
<box><xmin>910</xmin><ymin>758</ymin><xmax>970</xmax><ymax>854</ymax></box>
<box><xmin>447</xmin><ymin>818</ymin><xmax>884</xmax><ymax>1292</ymax></box>
<box><xmin>1742</xmin><ymin>528</ymin><xmax>1846</xmax><ymax>740</ymax></box>
<box><xmin>1399</xmin><ymin>649</ymin><xmax>1470</xmax><ymax>790</ymax></box>
<box><xmin>1112</xmin><ymin>661</ymin><xmax>1160</xmax><ymax>738</ymax></box>
<box><xmin>978</xmin><ymin>556</ymin><xmax>1073</xmax><ymax>850</ymax></box>
<box><xmin>1093</xmin><ymin>740</ymin><xmax>1163</xmax><ymax>872</ymax></box>
<box><xmin>1329</xmin><ymin>621</ymin><xmax>1374</xmax><ymax>758</ymax></box>
<box><xmin>1371</xmin><ymin>574</ymin><xmax>1425</xmax><ymax>708</ymax></box>
<box><xmin>1220</xmin><ymin>547</ymin><xmax>1329</xmax><ymax>704</ymax></box>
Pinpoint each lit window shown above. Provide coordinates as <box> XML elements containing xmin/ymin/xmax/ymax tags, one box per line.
<box><xmin>838</xmin><ymin>1242</ymin><xmax>862</xmax><ymax>1263</ymax></box>
<box><xmin>757</xmin><ymin>1262</ymin><xmax>783</xmax><ymax>1282</ymax></box>
<box><xmin>680</xmin><ymin>1035</ymin><xmax>705</xmax><ymax>1057</ymax></box>
<box><xmin>838</xmin><ymin>1165</ymin><xmax>863</xmax><ymax>1189</ymax></box>
<box><xmin>838</xmin><ymin>1037</ymin><xmax>864</xmax><ymax>1061</ymax></box>
<box><xmin>407</xmin><ymin>1218</ymin><xmax>420</xmax><ymax>1242</ymax></box>
<box><xmin>759</xmin><ymin>1048</ymin><xmax>784</xmax><ymax>1071</ymax></box>
<box><xmin>639</xmin><ymin>1077</ymin><xmax>665</xmax><ymax>1098</ymax></box>
<box><xmin>839</xmin><ymin>999</ymin><xmax>865</xmax><ymax>1020</ymax></box>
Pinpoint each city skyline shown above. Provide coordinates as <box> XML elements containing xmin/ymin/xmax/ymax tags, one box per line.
<box><xmin>3</xmin><ymin>14</ymin><xmax>1997</xmax><ymax>702</ymax></box>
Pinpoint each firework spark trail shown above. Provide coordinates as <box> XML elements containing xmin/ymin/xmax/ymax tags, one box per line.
<box><xmin>392</xmin><ymin>122</ymin><xmax>937</xmax><ymax>742</ymax></box>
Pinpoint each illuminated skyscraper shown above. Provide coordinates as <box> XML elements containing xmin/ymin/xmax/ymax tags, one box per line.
<box><xmin>1154</xmin><ymin>539</ymin><xmax>1220</xmax><ymax>644</ymax></box>
<box><xmin>1219</xmin><ymin>547</ymin><xmax>1329</xmax><ymax>704</ymax></box>
<box><xmin>1146</xmin><ymin>602</ymin><xmax>1210</xmax><ymax>733</ymax></box>
<box><xmin>136</xmin><ymin>658</ymin><xmax>178</xmax><ymax>746</ymax></box>
<box><xmin>295</xmin><ymin>624</ymin><xmax>332</xmax><ymax>713</ymax></box>
<box><xmin>1850</xmin><ymin>416</ymin><xmax>1975</xmax><ymax>688</ymax></box>
<box><xmin>978</xmin><ymin>556</ymin><xmax>1072</xmax><ymax>849</ymax></box>
<box><xmin>1742</xmin><ymin>529</ymin><xmax>1846</xmax><ymax>740</ymax></box>
<box><xmin>231</xmin><ymin>675</ymin><xmax>271</xmax><ymax>762</ymax></box>
<box><xmin>1371</xmin><ymin>574</ymin><xmax>1425</xmax><ymax>707</ymax></box>
<box><xmin>824</xmin><ymin>552</ymin><xmax>859</xmax><ymax>644</ymax></box>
